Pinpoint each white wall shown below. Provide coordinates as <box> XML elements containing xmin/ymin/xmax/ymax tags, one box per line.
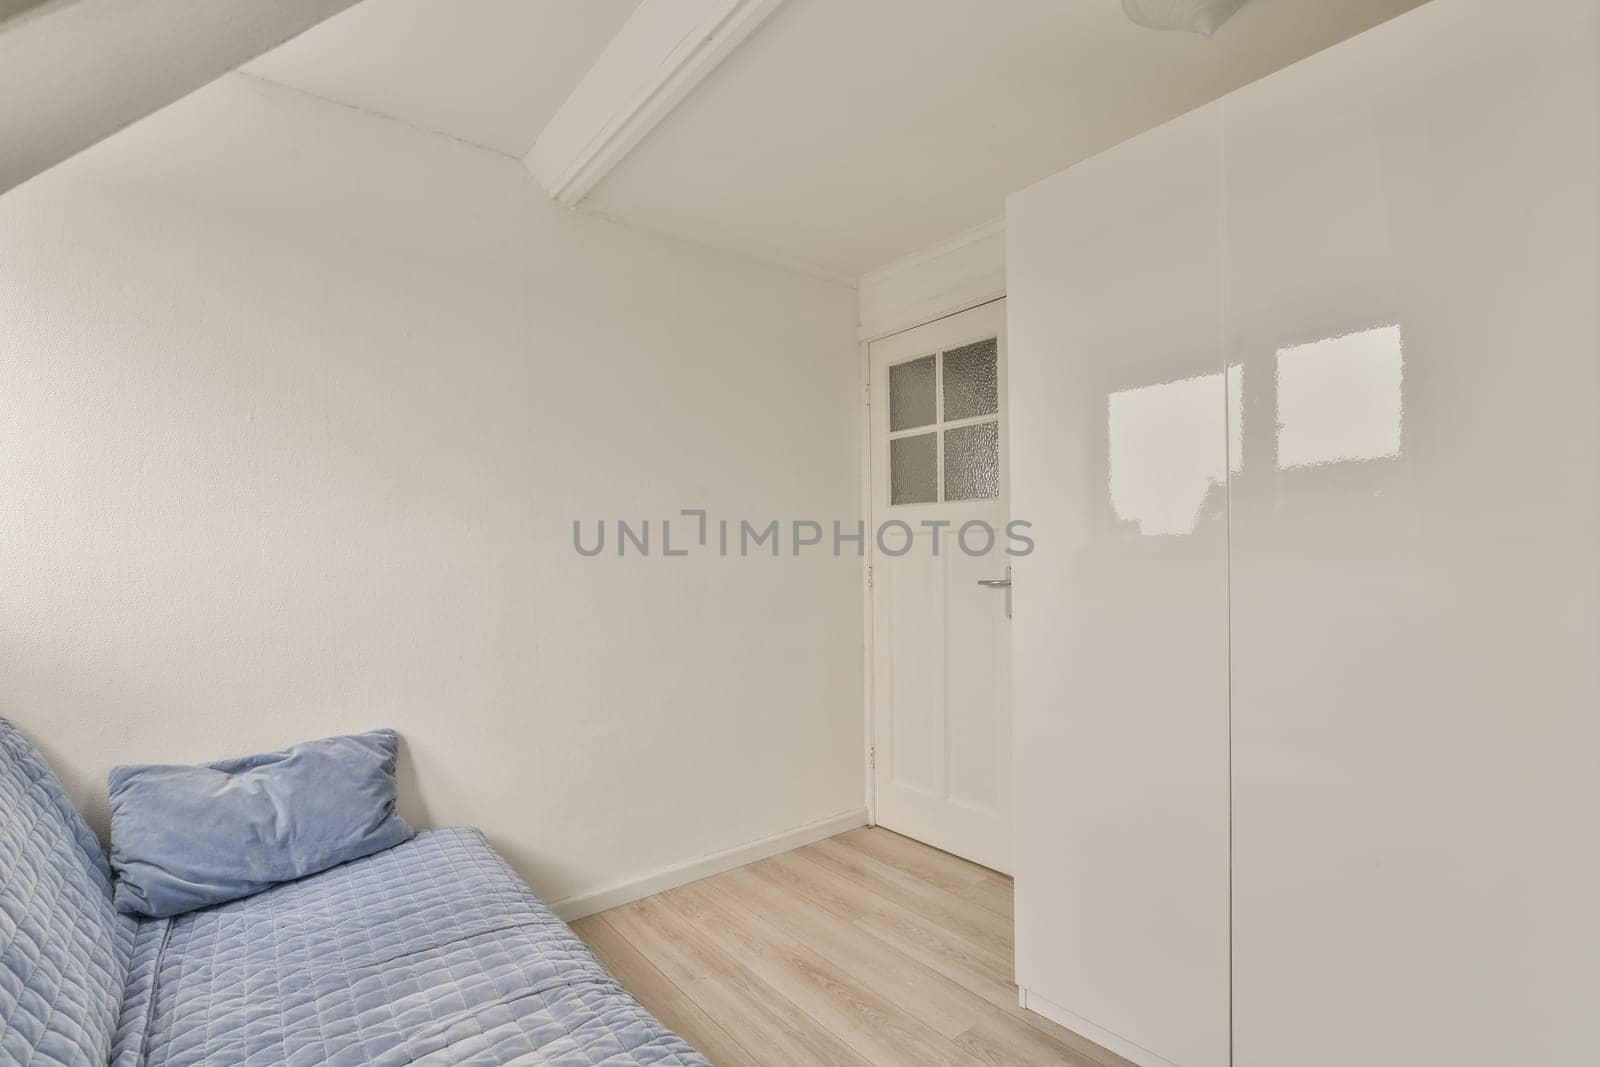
<box><xmin>857</xmin><ymin>218</ymin><xmax>1005</xmax><ymax>339</ymax></box>
<box><xmin>0</xmin><ymin>72</ymin><xmax>866</xmax><ymax>910</ymax></box>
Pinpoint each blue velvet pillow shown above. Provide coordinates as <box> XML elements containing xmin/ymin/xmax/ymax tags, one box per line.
<box><xmin>108</xmin><ymin>729</ymin><xmax>413</xmax><ymax>918</ymax></box>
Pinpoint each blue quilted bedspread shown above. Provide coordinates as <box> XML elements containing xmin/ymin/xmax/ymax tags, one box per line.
<box><xmin>0</xmin><ymin>717</ymin><xmax>137</xmax><ymax>1066</ymax></box>
<box><xmin>1</xmin><ymin>718</ymin><xmax>708</xmax><ymax>1066</ymax></box>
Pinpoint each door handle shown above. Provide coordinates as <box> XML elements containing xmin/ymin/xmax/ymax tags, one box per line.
<box><xmin>977</xmin><ymin>566</ymin><xmax>1013</xmax><ymax>618</ymax></box>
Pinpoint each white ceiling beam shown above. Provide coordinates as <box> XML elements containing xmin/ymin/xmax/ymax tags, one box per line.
<box><xmin>0</xmin><ymin>0</ymin><xmax>359</xmax><ymax>195</ymax></box>
<box><xmin>526</xmin><ymin>0</ymin><xmax>784</xmax><ymax>207</ymax></box>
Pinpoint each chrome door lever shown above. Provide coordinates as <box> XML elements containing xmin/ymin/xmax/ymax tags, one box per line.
<box><xmin>977</xmin><ymin>566</ymin><xmax>1013</xmax><ymax>618</ymax></box>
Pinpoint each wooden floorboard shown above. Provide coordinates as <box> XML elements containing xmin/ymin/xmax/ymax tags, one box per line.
<box><xmin>573</xmin><ymin>827</ymin><xmax>1136</xmax><ymax>1067</ymax></box>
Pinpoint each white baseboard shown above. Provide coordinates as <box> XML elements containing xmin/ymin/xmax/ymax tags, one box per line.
<box><xmin>1018</xmin><ymin>986</ymin><xmax>1180</xmax><ymax>1067</ymax></box>
<box><xmin>548</xmin><ymin>807</ymin><xmax>869</xmax><ymax>921</ymax></box>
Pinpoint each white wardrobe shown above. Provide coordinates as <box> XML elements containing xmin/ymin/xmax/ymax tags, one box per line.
<box><xmin>1007</xmin><ymin>2</ymin><xmax>1600</xmax><ymax>1065</ymax></box>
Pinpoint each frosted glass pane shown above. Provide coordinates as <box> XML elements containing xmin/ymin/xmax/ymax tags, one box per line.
<box><xmin>891</xmin><ymin>433</ymin><xmax>937</xmax><ymax>504</ymax></box>
<box><xmin>943</xmin><ymin>338</ymin><xmax>999</xmax><ymax>420</ymax></box>
<box><xmin>890</xmin><ymin>355</ymin><xmax>936</xmax><ymax>431</ymax></box>
<box><xmin>944</xmin><ymin>420</ymin><xmax>999</xmax><ymax>501</ymax></box>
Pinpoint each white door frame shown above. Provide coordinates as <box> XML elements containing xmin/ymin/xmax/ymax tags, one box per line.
<box><xmin>858</xmin><ymin>293</ymin><xmax>1006</xmax><ymax>832</ymax></box>
<box><xmin>858</xmin><ymin>334</ymin><xmax>877</xmax><ymax>826</ymax></box>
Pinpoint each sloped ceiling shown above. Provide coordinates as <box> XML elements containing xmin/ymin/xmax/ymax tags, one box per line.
<box><xmin>0</xmin><ymin>0</ymin><xmax>50</xmax><ymax>23</ymax></box>
<box><xmin>583</xmin><ymin>0</ymin><xmax>1429</xmax><ymax>279</ymax></box>
<box><xmin>8</xmin><ymin>0</ymin><xmax>1431</xmax><ymax>279</ymax></box>
<box><xmin>244</xmin><ymin>0</ymin><xmax>639</xmax><ymax>158</ymax></box>
<box><xmin>0</xmin><ymin>0</ymin><xmax>362</xmax><ymax>194</ymax></box>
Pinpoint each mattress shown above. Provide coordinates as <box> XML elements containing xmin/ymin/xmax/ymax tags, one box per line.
<box><xmin>110</xmin><ymin>828</ymin><xmax>708</xmax><ymax>1067</ymax></box>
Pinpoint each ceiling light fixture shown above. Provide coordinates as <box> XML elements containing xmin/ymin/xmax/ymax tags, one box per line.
<box><xmin>1122</xmin><ymin>0</ymin><xmax>1249</xmax><ymax>37</ymax></box>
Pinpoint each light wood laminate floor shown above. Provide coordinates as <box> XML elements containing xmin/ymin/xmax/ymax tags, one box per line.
<box><xmin>572</xmin><ymin>827</ymin><xmax>1135</xmax><ymax>1066</ymax></box>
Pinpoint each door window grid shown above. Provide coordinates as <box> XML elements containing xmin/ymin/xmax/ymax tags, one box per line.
<box><xmin>886</xmin><ymin>336</ymin><xmax>1001</xmax><ymax>505</ymax></box>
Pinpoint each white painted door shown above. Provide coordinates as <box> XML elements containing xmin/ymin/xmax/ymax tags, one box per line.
<box><xmin>869</xmin><ymin>299</ymin><xmax>1011</xmax><ymax>874</ymax></box>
